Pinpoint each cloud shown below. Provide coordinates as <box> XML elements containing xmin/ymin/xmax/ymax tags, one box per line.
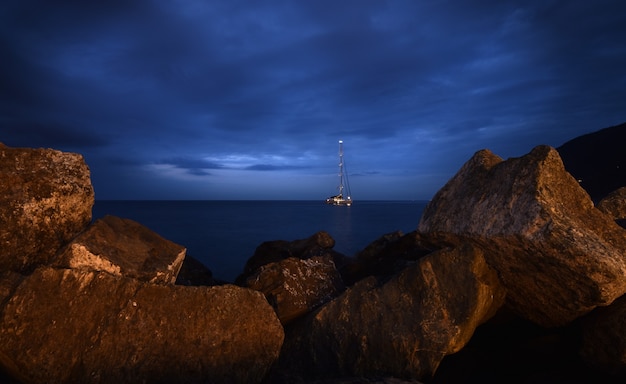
<box><xmin>1</xmin><ymin>0</ymin><xmax>625</xmax><ymax>199</ymax></box>
<box><xmin>244</xmin><ymin>164</ymin><xmax>308</xmax><ymax>171</ymax></box>
<box><xmin>157</xmin><ymin>157</ymin><xmax>224</xmax><ymax>176</ymax></box>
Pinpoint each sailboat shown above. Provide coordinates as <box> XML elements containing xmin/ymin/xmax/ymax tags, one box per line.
<box><xmin>325</xmin><ymin>140</ymin><xmax>353</xmax><ymax>206</ymax></box>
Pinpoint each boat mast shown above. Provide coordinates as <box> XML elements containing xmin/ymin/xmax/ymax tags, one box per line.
<box><xmin>338</xmin><ymin>140</ymin><xmax>345</xmax><ymax>197</ymax></box>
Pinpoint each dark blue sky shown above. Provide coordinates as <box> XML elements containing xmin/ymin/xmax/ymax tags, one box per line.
<box><xmin>2</xmin><ymin>1</ymin><xmax>625</xmax><ymax>200</ymax></box>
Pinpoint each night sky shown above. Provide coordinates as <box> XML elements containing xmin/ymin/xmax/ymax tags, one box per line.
<box><xmin>2</xmin><ymin>1</ymin><xmax>625</xmax><ymax>200</ymax></box>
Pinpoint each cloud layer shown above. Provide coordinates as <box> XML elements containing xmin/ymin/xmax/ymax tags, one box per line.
<box><xmin>2</xmin><ymin>0</ymin><xmax>625</xmax><ymax>199</ymax></box>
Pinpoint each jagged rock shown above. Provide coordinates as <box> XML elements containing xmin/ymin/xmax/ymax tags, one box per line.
<box><xmin>0</xmin><ymin>143</ymin><xmax>94</xmax><ymax>273</ymax></box>
<box><xmin>0</xmin><ymin>266</ymin><xmax>284</xmax><ymax>384</ymax></box>
<box><xmin>242</xmin><ymin>254</ymin><xmax>345</xmax><ymax>324</ymax></box>
<box><xmin>238</xmin><ymin>231</ymin><xmax>336</xmax><ymax>281</ymax></box>
<box><xmin>597</xmin><ymin>186</ymin><xmax>626</xmax><ymax>220</ymax></box>
<box><xmin>418</xmin><ymin>145</ymin><xmax>626</xmax><ymax>327</ymax></box>
<box><xmin>275</xmin><ymin>244</ymin><xmax>505</xmax><ymax>381</ymax></box>
<box><xmin>579</xmin><ymin>294</ymin><xmax>626</xmax><ymax>378</ymax></box>
<box><xmin>54</xmin><ymin>215</ymin><xmax>186</xmax><ymax>285</ymax></box>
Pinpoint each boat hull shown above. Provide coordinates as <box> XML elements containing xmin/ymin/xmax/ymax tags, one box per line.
<box><xmin>325</xmin><ymin>196</ymin><xmax>352</xmax><ymax>206</ymax></box>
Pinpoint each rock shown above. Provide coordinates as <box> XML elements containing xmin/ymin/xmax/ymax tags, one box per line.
<box><xmin>579</xmin><ymin>294</ymin><xmax>626</xmax><ymax>378</ymax></box>
<box><xmin>341</xmin><ymin>231</ymin><xmax>466</xmax><ymax>286</ymax></box>
<box><xmin>54</xmin><ymin>215</ymin><xmax>186</xmax><ymax>285</ymax></box>
<box><xmin>175</xmin><ymin>254</ymin><xmax>222</xmax><ymax>286</ymax></box>
<box><xmin>432</xmin><ymin>308</ymin><xmax>613</xmax><ymax>383</ymax></box>
<box><xmin>597</xmin><ymin>186</ymin><xmax>626</xmax><ymax>220</ymax></box>
<box><xmin>0</xmin><ymin>266</ymin><xmax>284</xmax><ymax>383</ymax></box>
<box><xmin>275</xmin><ymin>244</ymin><xmax>505</xmax><ymax>381</ymax></box>
<box><xmin>238</xmin><ymin>231</ymin><xmax>336</xmax><ymax>281</ymax></box>
<box><xmin>242</xmin><ymin>254</ymin><xmax>345</xmax><ymax>324</ymax></box>
<box><xmin>418</xmin><ymin>145</ymin><xmax>626</xmax><ymax>327</ymax></box>
<box><xmin>0</xmin><ymin>143</ymin><xmax>94</xmax><ymax>273</ymax></box>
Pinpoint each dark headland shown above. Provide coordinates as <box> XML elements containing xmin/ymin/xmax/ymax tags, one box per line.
<box><xmin>1</xmin><ymin>122</ymin><xmax>626</xmax><ymax>383</ymax></box>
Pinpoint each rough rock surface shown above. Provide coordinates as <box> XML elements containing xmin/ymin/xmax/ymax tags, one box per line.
<box><xmin>418</xmin><ymin>145</ymin><xmax>626</xmax><ymax>327</ymax></box>
<box><xmin>54</xmin><ymin>215</ymin><xmax>186</xmax><ymax>285</ymax></box>
<box><xmin>238</xmin><ymin>231</ymin><xmax>337</xmax><ymax>281</ymax></box>
<box><xmin>0</xmin><ymin>267</ymin><xmax>284</xmax><ymax>384</ymax></box>
<box><xmin>0</xmin><ymin>143</ymin><xmax>94</xmax><ymax>273</ymax></box>
<box><xmin>275</xmin><ymin>244</ymin><xmax>505</xmax><ymax>381</ymax></box>
<box><xmin>597</xmin><ymin>186</ymin><xmax>626</xmax><ymax>220</ymax></box>
<box><xmin>242</xmin><ymin>254</ymin><xmax>345</xmax><ymax>324</ymax></box>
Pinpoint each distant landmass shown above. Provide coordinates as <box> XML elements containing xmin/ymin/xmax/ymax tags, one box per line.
<box><xmin>557</xmin><ymin>121</ymin><xmax>626</xmax><ymax>202</ymax></box>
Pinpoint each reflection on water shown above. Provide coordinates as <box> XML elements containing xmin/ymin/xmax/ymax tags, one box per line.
<box><xmin>93</xmin><ymin>200</ymin><xmax>427</xmax><ymax>281</ymax></box>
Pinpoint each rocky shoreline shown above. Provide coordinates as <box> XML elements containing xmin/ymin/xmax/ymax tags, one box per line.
<box><xmin>1</xmin><ymin>141</ymin><xmax>626</xmax><ymax>383</ymax></box>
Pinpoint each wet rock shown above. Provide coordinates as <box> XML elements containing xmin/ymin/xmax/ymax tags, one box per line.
<box><xmin>0</xmin><ymin>143</ymin><xmax>94</xmax><ymax>273</ymax></box>
<box><xmin>276</xmin><ymin>244</ymin><xmax>505</xmax><ymax>381</ymax></box>
<box><xmin>0</xmin><ymin>267</ymin><xmax>284</xmax><ymax>384</ymax></box>
<box><xmin>597</xmin><ymin>186</ymin><xmax>626</xmax><ymax>220</ymax></box>
<box><xmin>54</xmin><ymin>215</ymin><xmax>186</xmax><ymax>285</ymax></box>
<box><xmin>418</xmin><ymin>145</ymin><xmax>626</xmax><ymax>327</ymax></box>
<box><xmin>243</xmin><ymin>254</ymin><xmax>345</xmax><ymax>324</ymax></box>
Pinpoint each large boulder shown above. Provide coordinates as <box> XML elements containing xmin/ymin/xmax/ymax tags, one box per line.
<box><xmin>275</xmin><ymin>244</ymin><xmax>505</xmax><ymax>381</ymax></box>
<box><xmin>0</xmin><ymin>143</ymin><xmax>94</xmax><ymax>273</ymax></box>
<box><xmin>418</xmin><ymin>145</ymin><xmax>626</xmax><ymax>327</ymax></box>
<box><xmin>54</xmin><ymin>215</ymin><xmax>186</xmax><ymax>285</ymax></box>
<box><xmin>0</xmin><ymin>266</ymin><xmax>284</xmax><ymax>383</ymax></box>
<box><xmin>242</xmin><ymin>254</ymin><xmax>345</xmax><ymax>324</ymax></box>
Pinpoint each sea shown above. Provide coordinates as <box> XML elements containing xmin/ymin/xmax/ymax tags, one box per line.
<box><xmin>92</xmin><ymin>200</ymin><xmax>429</xmax><ymax>282</ymax></box>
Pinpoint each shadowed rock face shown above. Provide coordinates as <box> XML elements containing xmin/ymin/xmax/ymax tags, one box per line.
<box><xmin>54</xmin><ymin>215</ymin><xmax>186</xmax><ymax>285</ymax></box>
<box><xmin>418</xmin><ymin>145</ymin><xmax>626</xmax><ymax>327</ymax></box>
<box><xmin>580</xmin><ymin>295</ymin><xmax>626</xmax><ymax>378</ymax></box>
<box><xmin>0</xmin><ymin>267</ymin><xmax>284</xmax><ymax>384</ymax></box>
<box><xmin>597</xmin><ymin>186</ymin><xmax>626</xmax><ymax>220</ymax></box>
<box><xmin>0</xmin><ymin>143</ymin><xmax>94</xmax><ymax>273</ymax></box>
<box><xmin>557</xmin><ymin>121</ymin><xmax>626</xmax><ymax>202</ymax></box>
<box><xmin>276</xmin><ymin>244</ymin><xmax>505</xmax><ymax>381</ymax></box>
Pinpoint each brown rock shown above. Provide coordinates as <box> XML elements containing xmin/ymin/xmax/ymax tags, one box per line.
<box><xmin>0</xmin><ymin>267</ymin><xmax>284</xmax><ymax>383</ymax></box>
<box><xmin>243</xmin><ymin>254</ymin><xmax>345</xmax><ymax>324</ymax></box>
<box><xmin>597</xmin><ymin>186</ymin><xmax>626</xmax><ymax>220</ymax></box>
<box><xmin>239</xmin><ymin>231</ymin><xmax>336</xmax><ymax>280</ymax></box>
<box><xmin>418</xmin><ymin>145</ymin><xmax>626</xmax><ymax>327</ymax></box>
<box><xmin>0</xmin><ymin>143</ymin><xmax>94</xmax><ymax>273</ymax></box>
<box><xmin>276</xmin><ymin>244</ymin><xmax>505</xmax><ymax>381</ymax></box>
<box><xmin>55</xmin><ymin>215</ymin><xmax>186</xmax><ymax>284</ymax></box>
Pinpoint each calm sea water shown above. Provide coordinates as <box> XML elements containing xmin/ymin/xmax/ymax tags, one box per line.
<box><xmin>93</xmin><ymin>200</ymin><xmax>428</xmax><ymax>282</ymax></box>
